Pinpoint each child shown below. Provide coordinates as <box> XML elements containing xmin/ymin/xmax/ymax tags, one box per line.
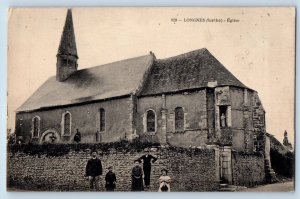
<box><xmin>158</xmin><ymin>168</ymin><xmax>171</xmax><ymax>192</ymax></box>
<box><xmin>105</xmin><ymin>166</ymin><xmax>116</xmax><ymax>191</ymax></box>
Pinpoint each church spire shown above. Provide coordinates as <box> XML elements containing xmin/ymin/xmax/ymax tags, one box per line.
<box><xmin>56</xmin><ymin>9</ymin><xmax>79</xmax><ymax>82</ymax></box>
<box><xmin>57</xmin><ymin>9</ymin><xmax>78</xmax><ymax>58</ymax></box>
<box><xmin>283</xmin><ymin>130</ymin><xmax>293</xmax><ymax>151</ymax></box>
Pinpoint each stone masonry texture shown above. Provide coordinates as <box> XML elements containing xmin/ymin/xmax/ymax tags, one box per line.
<box><xmin>7</xmin><ymin>147</ymin><xmax>218</xmax><ymax>192</ymax></box>
<box><xmin>232</xmin><ymin>152</ymin><xmax>265</xmax><ymax>187</ymax></box>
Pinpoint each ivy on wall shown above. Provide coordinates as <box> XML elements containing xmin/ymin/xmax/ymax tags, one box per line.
<box><xmin>8</xmin><ymin>139</ymin><xmax>214</xmax><ymax>157</ymax></box>
<box><xmin>8</xmin><ymin>139</ymin><xmax>160</xmax><ymax>157</ymax></box>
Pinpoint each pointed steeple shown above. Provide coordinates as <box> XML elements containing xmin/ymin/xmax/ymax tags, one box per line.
<box><xmin>57</xmin><ymin>9</ymin><xmax>78</xmax><ymax>58</ymax></box>
<box><xmin>283</xmin><ymin>130</ymin><xmax>293</xmax><ymax>151</ymax></box>
<box><xmin>56</xmin><ymin>9</ymin><xmax>79</xmax><ymax>82</ymax></box>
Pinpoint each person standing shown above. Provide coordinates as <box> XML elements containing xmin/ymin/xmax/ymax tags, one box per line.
<box><xmin>158</xmin><ymin>169</ymin><xmax>171</xmax><ymax>192</ymax></box>
<box><xmin>138</xmin><ymin>148</ymin><xmax>158</xmax><ymax>189</ymax></box>
<box><xmin>74</xmin><ymin>128</ymin><xmax>81</xmax><ymax>143</ymax></box>
<box><xmin>85</xmin><ymin>151</ymin><xmax>103</xmax><ymax>191</ymax></box>
<box><xmin>105</xmin><ymin>166</ymin><xmax>117</xmax><ymax>191</ymax></box>
<box><xmin>131</xmin><ymin>159</ymin><xmax>144</xmax><ymax>191</ymax></box>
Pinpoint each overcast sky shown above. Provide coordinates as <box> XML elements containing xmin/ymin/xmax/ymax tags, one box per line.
<box><xmin>8</xmin><ymin>7</ymin><xmax>295</xmax><ymax>144</ymax></box>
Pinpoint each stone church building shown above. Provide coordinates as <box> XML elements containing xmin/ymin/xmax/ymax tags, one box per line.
<box><xmin>15</xmin><ymin>10</ymin><xmax>267</xmax><ymax>154</ymax></box>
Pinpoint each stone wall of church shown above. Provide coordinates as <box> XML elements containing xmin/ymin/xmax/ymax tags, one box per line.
<box><xmin>15</xmin><ymin>97</ymin><xmax>132</xmax><ymax>144</ymax></box>
<box><xmin>166</xmin><ymin>130</ymin><xmax>208</xmax><ymax>147</ymax></box>
<box><xmin>7</xmin><ymin>147</ymin><xmax>218</xmax><ymax>192</ymax></box>
<box><xmin>136</xmin><ymin>89</ymin><xmax>208</xmax><ymax>147</ymax></box>
<box><xmin>135</xmin><ymin>95</ymin><xmax>164</xmax><ymax>143</ymax></box>
<box><xmin>251</xmin><ymin>92</ymin><xmax>266</xmax><ymax>152</ymax></box>
<box><xmin>232</xmin><ymin>152</ymin><xmax>265</xmax><ymax>186</ymax></box>
<box><xmin>230</xmin><ymin>87</ymin><xmax>248</xmax><ymax>151</ymax></box>
<box><xmin>224</xmin><ymin>87</ymin><xmax>258</xmax><ymax>152</ymax></box>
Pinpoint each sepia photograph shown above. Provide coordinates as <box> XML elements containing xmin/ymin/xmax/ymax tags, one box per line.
<box><xmin>6</xmin><ymin>7</ymin><xmax>295</xmax><ymax>192</ymax></box>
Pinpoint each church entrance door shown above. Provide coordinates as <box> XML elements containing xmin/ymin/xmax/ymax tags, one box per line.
<box><xmin>39</xmin><ymin>129</ymin><xmax>60</xmax><ymax>144</ymax></box>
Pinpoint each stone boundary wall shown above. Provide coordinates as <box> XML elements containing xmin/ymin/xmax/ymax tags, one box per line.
<box><xmin>232</xmin><ymin>152</ymin><xmax>265</xmax><ymax>187</ymax></box>
<box><xmin>8</xmin><ymin>147</ymin><xmax>218</xmax><ymax>192</ymax></box>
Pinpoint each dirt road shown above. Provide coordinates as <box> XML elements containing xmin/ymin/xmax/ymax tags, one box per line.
<box><xmin>238</xmin><ymin>181</ymin><xmax>294</xmax><ymax>192</ymax></box>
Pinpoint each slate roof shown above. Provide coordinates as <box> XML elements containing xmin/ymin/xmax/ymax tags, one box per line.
<box><xmin>17</xmin><ymin>55</ymin><xmax>154</xmax><ymax>112</ymax></box>
<box><xmin>140</xmin><ymin>48</ymin><xmax>247</xmax><ymax>96</ymax></box>
<box><xmin>266</xmin><ymin>133</ymin><xmax>292</xmax><ymax>155</ymax></box>
<box><xmin>17</xmin><ymin>48</ymin><xmax>249</xmax><ymax>112</ymax></box>
<box><xmin>57</xmin><ymin>9</ymin><xmax>78</xmax><ymax>58</ymax></box>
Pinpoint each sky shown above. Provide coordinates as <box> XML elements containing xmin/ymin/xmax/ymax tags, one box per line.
<box><xmin>7</xmin><ymin>7</ymin><xmax>295</xmax><ymax>144</ymax></box>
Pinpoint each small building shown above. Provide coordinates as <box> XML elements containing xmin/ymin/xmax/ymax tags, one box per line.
<box><xmin>15</xmin><ymin>10</ymin><xmax>266</xmax><ymax>155</ymax></box>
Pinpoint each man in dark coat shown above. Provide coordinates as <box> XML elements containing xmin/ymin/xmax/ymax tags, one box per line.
<box><xmin>138</xmin><ymin>148</ymin><xmax>158</xmax><ymax>189</ymax></box>
<box><xmin>105</xmin><ymin>166</ymin><xmax>116</xmax><ymax>191</ymax></box>
<box><xmin>74</xmin><ymin>129</ymin><xmax>81</xmax><ymax>143</ymax></box>
<box><xmin>85</xmin><ymin>151</ymin><xmax>103</xmax><ymax>190</ymax></box>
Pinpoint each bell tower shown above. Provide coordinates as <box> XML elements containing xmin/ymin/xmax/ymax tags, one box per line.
<box><xmin>56</xmin><ymin>9</ymin><xmax>78</xmax><ymax>82</ymax></box>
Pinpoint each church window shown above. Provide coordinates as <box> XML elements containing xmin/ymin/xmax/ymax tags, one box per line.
<box><xmin>32</xmin><ymin>116</ymin><xmax>40</xmax><ymax>138</ymax></box>
<box><xmin>175</xmin><ymin>107</ymin><xmax>184</xmax><ymax>131</ymax></box>
<box><xmin>99</xmin><ymin>108</ymin><xmax>105</xmax><ymax>132</ymax></box>
<box><xmin>146</xmin><ymin>110</ymin><xmax>156</xmax><ymax>132</ymax></box>
<box><xmin>62</xmin><ymin>111</ymin><xmax>72</xmax><ymax>136</ymax></box>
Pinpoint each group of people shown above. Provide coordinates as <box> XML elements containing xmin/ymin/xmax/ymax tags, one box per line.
<box><xmin>85</xmin><ymin>149</ymin><xmax>171</xmax><ymax>192</ymax></box>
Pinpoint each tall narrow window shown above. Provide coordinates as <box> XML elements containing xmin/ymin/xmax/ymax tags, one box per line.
<box><xmin>175</xmin><ymin>107</ymin><xmax>184</xmax><ymax>131</ymax></box>
<box><xmin>146</xmin><ymin>110</ymin><xmax>155</xmax><ymax>132</ymax></box>
<box><xmin>99</xmin><ymin>108</ymin><xmax>105</xmax><ymax>132</ymax></box>
<box><xmin>62</xmin><ymin>112</ymin><xmax>71</xmax><ymax>136</ymax></box>
<box><xmin>32</xmin><ymin>116</ymin><xmax>40</xmax><ymax>138</ymax></box>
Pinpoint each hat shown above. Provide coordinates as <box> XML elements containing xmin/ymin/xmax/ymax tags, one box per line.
<box><xmin>134</xmin><ymin>159</ymin><xmax>141</xmax><ymax>163</ymax></box>
<box><xmin>161</xmin><ymin>168</ymin><xmax>168</xmax><ymax>174</ymax></box>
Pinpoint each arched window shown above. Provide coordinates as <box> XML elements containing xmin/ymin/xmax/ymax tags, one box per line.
<box><xmin>32</xmin><ymin>116</ymin><xmax>40</xmax><ymax>138</ymax></box>
<box><xmin>146</xmin><ymin>110</ymin><xmax>156</xmax><ymax>132</ymax></box>
<box><xmin>175</xmin><ymin>107</ymin><xmax>184</xmax><ymax>131</ymax></box>
<box><xmin>62</xmin><ymin>111</ymin><xmax>71</xmax><ymax>136</ymax></box>
<box><xmin>99</xmin><ymin>108</ymin><xmax>105</xmax><ymax>132</ymax></box>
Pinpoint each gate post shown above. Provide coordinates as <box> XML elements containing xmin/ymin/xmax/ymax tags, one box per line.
<box><xmin>207</xmin><ymin>144</ymin><xmax>221</xmax><ymax>184</ymax></box>
<box><xmin>220</xmin><ymin>146</ymin><xmax>232</xmax><ymax>184</ymax></box>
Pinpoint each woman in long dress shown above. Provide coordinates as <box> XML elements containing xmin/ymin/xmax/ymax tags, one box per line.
<box><xmin>131</xmin><ymin>159</ymin><xmax>144</xmax><ymax>191</ymax></box>
<box><xmin>158</xmin><ymin>169</ymin><xmax>171</xmax><ymax>192</ymax></box>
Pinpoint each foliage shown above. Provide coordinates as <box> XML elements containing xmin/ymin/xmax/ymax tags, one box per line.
<box><xmin>232</xmin><ymin>150</ymin><xmax>264</xmax><ymax>157</ymax></box>
<box><xmin>270</xmin><ymin>148</ymin><xmax>294</xmax><ymax>178</ymax></box>
<box><xmin>7</xmin><ymin>133</ymin><xmax>16</xmax><ymax>145</ymax></box>
<box><xmin>7</xmin><ymin>138</ymin><xmax>214</xmax><ymax>157</ymax></box>
<box><xmin>7</xmin><ymin>139</ymin><xmax>160</xmax><ymax>157</ymax></box>
<box><xmin>167</xmin><ymin>145</ymin><xmax>213</xmax><ymax>155</ymax></box>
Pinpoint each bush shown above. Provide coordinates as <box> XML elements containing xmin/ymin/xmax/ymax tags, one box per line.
<box><xmin>270</xmin><ymin>148</ymin><xmax>294</xmax><ymax>178</ymax></box>
<box><xmin>7</xmin><ymin>133</ymin><xmax>16</xmax><ymax>145</ymax></box>
<box><xmin>7</xmin><ymin>139</ymin><xmax>161</xmax><ymax>157</ymax></box>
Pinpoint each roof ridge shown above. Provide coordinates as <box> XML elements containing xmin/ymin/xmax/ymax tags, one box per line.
<box><xmin>75</xmin><ymin>54</ymin><xmax>152</xmax><ymax>72</ymax></box>
<box><xmin>16</xmin><ymin>53</ymin><xmax>154</xmax><ymax>112</ymax></box>
<box><xmin>40</xmin><ymin>54</ymin><xmax>154</xmax><ymax>81</ymax></box>
<box><xmin>158</xmin><ymin>48</ymin><xmax>208</xmax><ymax>61</ymax></box>
<box><xmin>140</xmin><ymin>48</ymin><xmax>250</xmax><ymax>96</ymax></box>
